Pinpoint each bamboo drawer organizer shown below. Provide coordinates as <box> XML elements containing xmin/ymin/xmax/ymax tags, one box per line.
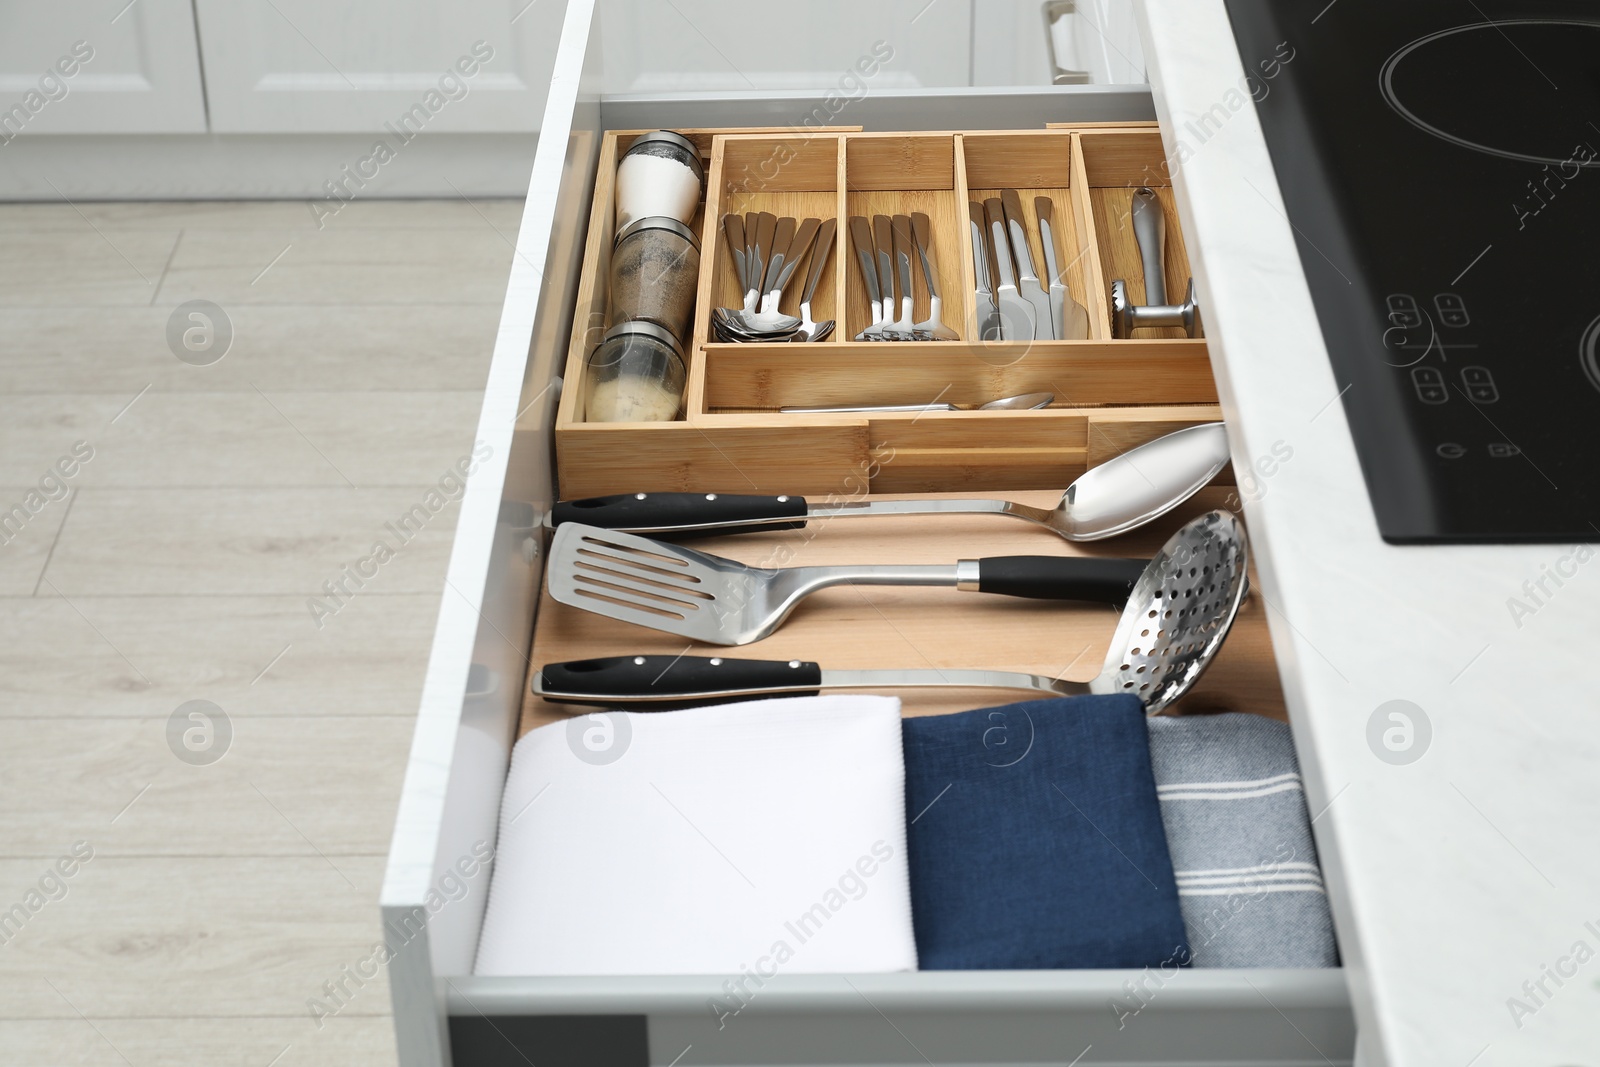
<box><xmin>553</xmin><ymin>124</ymin><xmax>1219</xmax><ymax>499</ymax></box>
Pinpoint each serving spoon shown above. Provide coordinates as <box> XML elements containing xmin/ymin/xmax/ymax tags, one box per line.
<box><xmin>548</xmin><ymin>421</ymin><xmax>1232</xmax><ymax>543</ymax></box>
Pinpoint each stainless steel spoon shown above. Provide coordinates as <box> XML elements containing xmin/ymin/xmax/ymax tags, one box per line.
<box><xmin>779</xmin><ymin>391</ymin><xmax>1052</xmax><ymax>414</ymax></box>
<box><xmin>714</xmin><ymin>215</ymin><xmax>811</xmax><ymax>339</ymax></box>
<box><xmin>791</xmin><ymin>218</ymin><xmax>836</xmax><ymax>342</ymax></box>
<box><xmin>547</xmin><ymin>421</ymin><xmax>1231</xmax><ymax>543</ymax></box>
<box><xmin>728</xmin><ymin>219</ymin><xmax>813</xmax><ymax>334</ymax></box>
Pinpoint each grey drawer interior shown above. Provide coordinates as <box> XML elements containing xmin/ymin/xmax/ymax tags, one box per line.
<box><xmin>382</xmin><ymin>1</ymin><xmax>1356</xmax><ymax>1065</ymax></box>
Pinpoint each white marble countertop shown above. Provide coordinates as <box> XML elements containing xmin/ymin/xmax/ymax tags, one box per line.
<box><xmin>1137</xmin><ymin>2</ymin><xmax>1600</xmax><ymax>1063</ymax></box>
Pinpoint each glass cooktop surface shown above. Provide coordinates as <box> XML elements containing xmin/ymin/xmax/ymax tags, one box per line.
<box><xmin>1225</xmin><ymin>0</ymin><xmax>1600</xmax><ymax>542</ymax></box>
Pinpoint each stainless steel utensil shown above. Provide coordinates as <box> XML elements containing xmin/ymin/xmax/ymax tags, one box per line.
<box><xmin>722</xmin><ymin>214</ymin><xmax>748</xmax><ymax>300</ymax></box>
<box><xmin>548</xmin><ymin>421</ymin><xmax>1231</xmax><ymax>542</ymax></box>
<box><xmin>750</xmin><ymin>212</ymin><xmax>774</xmax><ymax>307</ymax></box>
<box><xmin>758</xmin><ymin>215</ymin><xmax>798</xmax><ymax>313</ymax></box>
<box><xmin>535</xmin><ymin>510</ymin><xmax>1248</xmax><ymax>713</ymax></box>
<box><xmin>716</xmin><ymin>211</ymin><xmax>777</xmax><ymax>328</ymax></box>
<box><xmin>984</xmin><ymin>197</ymin><xmax>1036</xmax><ymax>341</ymax></box>
<box><xmin>1110</xmin><ymin>277</ymin><xmax>1203</xmax><ymax>339</ymax></box>
<box><xmin>1035</xmin><ymin>197</ymin><xmax>1091</xmax><ymax>341</ymax></box>
<box><xmin>885</xmin><ymin>214</ymin><xmax>918</xmax><ymax>340</ymax></box>
<box><xmin>871</xmin><ymin>214</ymin><xmax>896</xmax><ymax>340</ymax></box>
<box><xmin>1111</xmin><ymin>189</ymin><xmax>1201</xmax><ymax>338</ymax></box>
<box><xmin>848</xmin><ymin>215</ymin><xmax>882</xmax><ymax>341</ymax></box>
<box><xmin>969</xmin><ymin>202</ymin><xmax>1002</xmax><ymax>341</ymax></box>
<box><xmin>910</xmin><ymin>211</ymin><xmax>958</xmax><ymax>340</ymax></box>
<box><xmin>1131</xmin><ymin>187</ymin><xmax>1168</xmax><ymax>305</ymax></box>
<box><xmin>1001</xmin><ymin>189</ymin><xmax>1057</xmax><ymax>340</ymax></box>
<box><xmin>740</xmin><ymin>212</ymin><xmax>761</xmax><ymax>311</ymax></box>
<box><xmin>791</xmin><ymin>218</ymin><xmax>836</xmax><ymax>342</ymax></box>
<box><xmin>780</xmin><ymin>391</ymin><xmax>1052</xmax><ymax>414</ymax></box>
<box><xmin>548</xmin><ymin>522</ymin><xmax>1151</xmax><ymax>646</ymax></box>
<box><xmin>713</xmin><ymin>216</ymin><xmax>814</xmax><ymax>340</ymax></box>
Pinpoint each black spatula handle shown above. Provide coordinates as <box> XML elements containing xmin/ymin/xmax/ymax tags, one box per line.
<box><xmin>535</xmin><ymin>655</ymin><xmax>823</xmax><ymax>706</ymax></box>
<box><xmin>974</xmin><ymin>556</ymin><xmax>1147</xmax><ymax>603</ymax></box>
<box><xmin>550</xmin><ymin>492</ymin><xmax>808</xmax><ymax>534</ymax></box>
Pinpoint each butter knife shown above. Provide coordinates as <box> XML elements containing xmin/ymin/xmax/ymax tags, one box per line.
<box><xmin>969</xmin><ymin>201</ymin><xmax>1002</xmax><ymax>341</ymax></box>
<box><xmin>984</xmin><ymin>196</ymin><xmax>1036</xmax><ymax>341</ymax></box>
<box><xmin>1001</xmin><ymin>189</ymin><xmax>1056</xmax><ymax>341</ymax></box>
<box><xmin>1036</xmin><ymin>196</ymin><xmax>1090</xmax><ymax>340</ymax></box>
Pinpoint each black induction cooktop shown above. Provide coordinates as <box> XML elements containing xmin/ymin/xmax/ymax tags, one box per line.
<box><xmin>1224</xmin><ymin>0</ymin><xmax>1600</xmax><ymax>543</ymax></box>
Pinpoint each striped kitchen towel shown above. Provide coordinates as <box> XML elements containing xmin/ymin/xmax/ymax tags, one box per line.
<box><xmin>1146</xmin><ymin>713</ymin><xmax>1339</xmax><ymax>968</ymax></box>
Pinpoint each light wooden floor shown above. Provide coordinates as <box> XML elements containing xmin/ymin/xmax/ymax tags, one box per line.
<box><xmin>0</xmin><ymin>199</ymin><xmax>520</xmax><ymax>1065</ymax></box>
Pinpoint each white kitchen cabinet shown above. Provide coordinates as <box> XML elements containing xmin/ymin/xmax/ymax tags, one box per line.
<box><xmin>0</xmin><ymin>0</ymin><xmax>206</xmax><ymax>135</ymax></box>
<box><xmin>191</xmin><ymin>0</ymin><xmax>566</xmax><ymax>133</ymax></box>
<box><xmin>597</xmin><ymin>0</ymin><xmax>971</xmax><ymax>92</ymax></box>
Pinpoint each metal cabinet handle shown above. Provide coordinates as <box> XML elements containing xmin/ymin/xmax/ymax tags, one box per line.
<box><xmin>1043</xmin><ymin>1</ymin><xmax>1092</xmax><ymax>85</ymax></box>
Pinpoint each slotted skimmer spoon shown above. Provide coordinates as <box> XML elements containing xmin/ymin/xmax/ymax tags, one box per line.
<box><xmin>548</xmin><ymin>522</ymin><xmax>1151</xmax><ymax>645</ymax></box>
<box><xmin>535</xmin><ymin>510</ymin><xmax>1247</xmax><ymax>713</ymax></box>
<box><xmin>548</xmin><ymin>421</ymin><xmax>1230</xmax><ymax>543</ymax></box>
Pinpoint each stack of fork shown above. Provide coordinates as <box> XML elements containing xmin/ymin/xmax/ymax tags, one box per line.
<box><xmin>849</xmin><ymin>212</ymin><xmax>959</xmax><ymax>341</ymax></box>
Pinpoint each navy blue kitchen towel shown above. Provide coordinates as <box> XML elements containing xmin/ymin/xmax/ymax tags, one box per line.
<box><xmin>902</xmin><ymin>695</ymin><xmax>1190</xmax><ymax>970</ymax></box>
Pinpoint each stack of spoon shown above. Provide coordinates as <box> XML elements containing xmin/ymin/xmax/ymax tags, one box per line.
<box><xmin>712</xmin><ymin>213</ymin><xmax>836</xmax><ymax>342</ymax></box>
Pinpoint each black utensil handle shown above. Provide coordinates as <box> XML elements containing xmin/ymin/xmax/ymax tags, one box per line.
<box><xmin>549</xmin><ymin>493</ymin><xmax>808</xmax><ymax>533</ymax></box>
<box><xmin>537</xmin><ymin>656</ymin><xmax>823</xmax><ymax>706</ymax></box>
<box><xmin>974</xmin><ymin>556</ymin><xmax>1148</xmax><ymax>603</ymax></box>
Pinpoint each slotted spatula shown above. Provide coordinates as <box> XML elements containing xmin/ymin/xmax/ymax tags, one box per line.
<box><xmin>547</xmin><ymin>523</ymin><xmax>1149</xmax><ymax>646</ymax></box>
<box><xmin>536</xmin><ymin>511</ymin><xmax>1248</xmax><ymax>713</ymax></box>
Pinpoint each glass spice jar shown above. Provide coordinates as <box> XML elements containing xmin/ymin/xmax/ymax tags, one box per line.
<box><xmin>583</xmin><ymin>322</ymin><xmax>687</xmax><ymax>423</ymax></box>
<box><xmin>614</xmin><ymin>130</ymin><xmax>705</xmax><ymax>231</ymax></box>
<box><xmin>608</xmin><ymin>216</ymin><xmax>701</xmax><ymax>342</ymax></box>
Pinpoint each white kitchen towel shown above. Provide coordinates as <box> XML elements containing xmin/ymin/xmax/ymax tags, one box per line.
<box><xmin>474</xmin><ymin>696</ymin><xmax>918</xmax><ymax>976</ymax></box>
<box><xmin>1146</xmin><ymin>712</ymin><xmax>1339</xmax><ymax>968</ymax></box>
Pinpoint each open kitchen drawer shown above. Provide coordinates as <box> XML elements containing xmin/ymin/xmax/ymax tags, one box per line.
<box><xmin>382</xmin><ymin>1</ymin><xmax>1356</xmax><ymax>1065</ymax></box>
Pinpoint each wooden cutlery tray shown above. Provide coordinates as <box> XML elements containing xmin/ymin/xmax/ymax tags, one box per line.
<box><xmin>554</xmin><ymin>125</ymin><xmax>1217</xmax><ymax>499</ymax></box>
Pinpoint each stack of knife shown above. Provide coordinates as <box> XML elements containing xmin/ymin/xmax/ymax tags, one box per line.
<box><xmin>970</xmin><ymin>190</ymin><xmax>1090</xmax><ymax>342</ymax></box>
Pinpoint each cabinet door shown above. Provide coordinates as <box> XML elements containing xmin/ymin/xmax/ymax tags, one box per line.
<box><xmin>193</xmin><ymin>0</ymin><xmax>565</xmax><ymax>133</ymax></box>
<box><xmin>597</xmin><ymin>0</ymin><xmax>971</xmax><ymax>92</ymax></box>
<box><xmin>0</xmin><ymin>0</ymin><xmax>206</xmax><ymax>134</ymax></box>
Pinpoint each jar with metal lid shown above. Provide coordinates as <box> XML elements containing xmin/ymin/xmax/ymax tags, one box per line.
<box><xmin>608</xmin><ymin>216</ymin><xmax>701</xmax><ymax>342</ymax></box>
<box><xmin>615</xmin><ymin>130</ymin><xmax>705</xmax><ymax>231</ymax></box>
<box><xmin>583</xmin><ymin>322</ymin><xmax>687</xmax><ymax>423</ymax></box>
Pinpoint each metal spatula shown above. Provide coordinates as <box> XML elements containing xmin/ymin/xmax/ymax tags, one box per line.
<box><xmin>536</xmin><ymin>511</ymin><xmax>1248</xmax><ymax>714</ymax></box>
<box><xmin>548</xmin><ymin>523</ymin><xmax>1150</xmax><ymax>646</ymax></box>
